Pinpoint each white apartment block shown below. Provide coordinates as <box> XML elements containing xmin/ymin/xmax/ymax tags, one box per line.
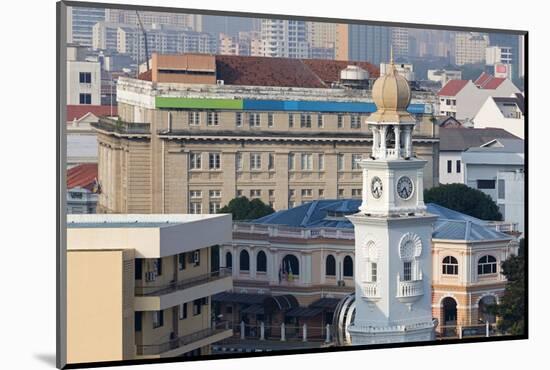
<box><xmin>307</xmin><ymin>22</ymin><xmax>336</xmax><ymax>49</ymax></box>
<box><xmin>260</xmin><ymin>19</ymin><xmax>309</xmax><ymax>59</ymax></box>
<box><xmin>67</xmin><ymin>45</ymin><xmax>101</xmax><ymax>105</ymax></box>
<box><xmin>455</xmin><ymin>32</ymin><xmax>489</xmax><ymax>66</ymax></box>
<box><xmin>473</xmin><ymin>94</ymin><xmax>524</xmax><ymax>139</ymax></box>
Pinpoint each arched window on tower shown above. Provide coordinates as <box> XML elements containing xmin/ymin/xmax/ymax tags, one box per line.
<box><xmin>239</xmin><ymin>250</ymin><xmax>250</xmax><ymax>272</ymax></box>
<box><xmin>343</xmin><ymin>256</ymin><xmax>353</xmax><ymax>277</ymax></box>
<box><xmin>442</xmin><ymin>256</ymin><xmax>459</xmax><ymax>275</ymax></box>
<box><xmin>225</xmin><ymin>251</ymin><xmax>232</xmax><ymax>269</ymax></box>
<box><xmin>256</xmin><ymin>251</ymin><xmax>267</xmax><ymax>273</ymax></box>
<box><xmin>282</xmin><ymin>254</ymin><xmax>299</xmax><ymax>277</ymax></box>
<box><xmin>326</xmin><ymin>255</ymin><xmax>336</xmax><ymax>276</ymax></box>
<box><xmin>477</xmin><ymin>255</ymin><xmax>497</xmax><ymax>275</ymax></box>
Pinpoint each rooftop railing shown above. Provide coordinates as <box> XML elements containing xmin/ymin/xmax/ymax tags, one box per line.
<box><xmin>233</xmin><ymin>223</ymin><xmax>355</xmax><ymax>241</ymax></box>
<box><xmin>92</xmin><ymin>117</ymin><xmax>151</xmax><ymax>135</ymax></box>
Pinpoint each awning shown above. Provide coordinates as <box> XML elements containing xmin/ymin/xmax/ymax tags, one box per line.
<box><xmin>309</xmin><ymin>297</ymin><xmax>341</xmax><ymax>310</ymax></box>
<box><xmin>285</xmin><ymin>307</ymin><xmax>324</xmax><ymax>318</ymax></box>
<box><xmin>264</xmin><ymin>294</ymin><xmax>299</xmax><ymax>313</ymax></box>
<box><xmin>212</xmin><ymin>292</ymin><xmax>269</xmax><ymax>305</ymax></box>
<box><xmin>241</xmin><ymin>305</ymin><xmax>265</xmax><ymax>315</ymax></box>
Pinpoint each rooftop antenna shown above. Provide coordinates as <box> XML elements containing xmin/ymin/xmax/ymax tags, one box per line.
<box><xmin>135</xmin><ymin>11</ymin><xmax>150</xmax><ymax>76</ymax></box>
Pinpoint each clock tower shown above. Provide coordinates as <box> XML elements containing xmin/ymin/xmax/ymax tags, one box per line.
<box><xmin>347</xmin><ymin>57</ymin><xmax>437</xmax><ymax>344</ymax></box>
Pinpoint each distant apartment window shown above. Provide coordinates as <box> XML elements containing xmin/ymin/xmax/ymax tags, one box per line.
<box><xmin>338</xmin><ymin>154</ymin><xmax>345</xmax><ymax>171</ymax></box>
<box><xmin>135</xmin><ymin>312</ymin><xmax>142</xmax><ymax>331</ymax></box>
<box><xmin>189</xmin><ymin>190</ymin><xmax>202</xmax><ymax>199</ymax></box>
<box><xmin>155</xmin><ymin>258</ymin><xmax>163</xmax><ymax>276</ymax></box>
<box><xmin>498</xmin><ymin>179</ymin><xmax>505</xmax><ymax>199</ymax></box>
<box><xmin>403</xmin><ymin>261</ymin><xmax>412</xmax><ymax>281</ymax></box>
<box><xmin>318</xmin><ymin>189</ymin><xmax>324</xmax><ymax>198</ymax></box>
<box><xmin>351</xmin><ymin>189</ymin><xmax>361</xmax><ymax>198</ymax></box>
<box><xmin>337</xmin><ymin>114</ymin><xmax>344</xmax><ymax>128</ymax></box>
<box><xmin>352</xmin><ymin>154</ymin><xmax>362</xmax><ymax>170</ymax></box>
<box><xmin>268</xmin><ymin>113</ymin><xmax>274</xmax><ymax>127</ymax></box>
<box><xmin>447</xmin><ymin>160</ymin><xmax>452</xmax><ymax>173</ymax></box>
<box><xmin>79</xmin><ymin>93</ymin><xmax>92</xmax><ymax>105</ymax></box>
<box><xmin>477</xmin><ymin>180</ymin><xmax>496</xmax><ymax>189</ymax></box>
<box><xmin>250</xmin><ymin>189</ymin><xmax>261</xmax><ymax>197</ymax></box>
<box><xmin>189</xmin><ymin>202</ymin><xmax>202</xmax><ymax>214</ymax></box>
<box><xmin>477</xmin><ymin>255</ymin><xmax>497</xmax><ymax>275</ymax></box>
<box><xmin>301</xmin><ymin>153</ymin><xmax>312</xmax><ymax>170</ymax></box>
<box><xmin>288</xmin><ymin>153</ymin><xmax>295</xmax><ymax>170</ymax></box>
<box><xmin>179</xmin><ymin>303</ymin><xmax>188</xmax><ymax>320</ymax></box>
<box><xmin>209</xmin><ymin>153</ymin><xmax>221</xmax><ymax>169</ymax></box>
<box><xmin>178</xmin><ymin>253</ymin><xmax>186</xmax><ymax>270</ymax></box>
<box><xmin>446</xmin><ymin>99</ymin><xmax>451</xmax><ymax>105</ymax></box>
<box><xmin>135</xmin><ymin>259</ymin><xmax>142</xmax><ymax>280</ymax></box>
<box><xmin>350</xmin><ymin>115</ymin><xmax>361</xmax><ymax>129</ymax></box>
<box><xmin>315</xmin><ymin>114</ymin><xmax>324</xmax><ymax>128</ymax></box>
<box><xmin>318</xmin><ymin>154</ymin><xmax>324</xmax><ymax>171</ymax></box>
<box><xmin>190</xmin><ymin>152</ymin><xmax>202</xmax><ymax>170</ymax></box>
<box><xmin>268</xmin><ymin>153</ymin><xmax>275</xmax><ymax>170</ymax></box>
<box><xmin>236</xmin><ymin>153</ymin><xmax>243</xmax><ymax>171</ymax></box>
<box><xmin>79</xmin><ymin>72</ymin><xmax>91</xmax><ymax>83</ymax></box>
<box><xmin>288</xmin><ymin>114</ymin><xmax>294</xmax><ymax>128</ymax></box>
<box><xmin>269</xmin><ymin>189</ymin><xmax>274</xmax><ymax>197</ymax></box>
<box><xmin>209</xmin><ymin>202</ymin><xmax>221</xmax><ymax>214</ymax></box>
<box><xmin>456</xmin><ymin>160</ymin><xmax>461</xmax><ymax>173</ymax></box>
<box><xmin>188</xmin><ymin>111</ymin><xmax>200</xmax><ymax>125</ymax></box>
<box><xmin>209</xmin><ymin>190</ymin><xmax>221</xmax><ymax>198</ymax></box>
<box><xmin>249</xmin><ymin>113</ymin><xmax>261</xmax><ymax>127</ymax></box>
<box><xmin>235</xmin><ymin>112</ymin><xmax>243</xmax><ymax>127</ymax></box>
<box><xmin>193</xmin><ymin>299</ymin><xmax>202</xmax><ymax>316</ymax></box>
<box><xmin>152</xmin><ymin>310</ymin><xmax>164</xmax><ymax>328</ymax></box>
<box><xmin>442</xmin><ymin>256</ymin><xmax>458</xmax><ymax>275</ymax></box>
<box><xmin>301</xmin><ymin>189</ymin><xmax>313</xmax><ymax>197</ymax></box>
<box><xmin>300</xmin><ymin>113</ymin><xmax>312</xmax><ymax>128</ymax></box>
<box><xmin>338</xmin><ymin>188</ymin><xmax>344</xmax><ymax>198</ymax></box>
<box><xmin>289</xmin><ymin>189</ymin><xmax>295</xmax><ymax>198</ymax></box>
<box><xmin>452</xmin><ymin>99</ymin><xmax>456</xmax><ymax>105</ymax></box>
<box><xmin>250</xmin><ymin>153</ymin><xmax>262</xmax><ymax>170</ymax></box>
<box><xmin>207</xmin><ymin>111</ymin><xmax>219</xmax><ymax>126</ymax></box>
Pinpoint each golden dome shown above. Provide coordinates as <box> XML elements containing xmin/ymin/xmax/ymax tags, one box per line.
<box><xmin>369</xmin><ymin>62</ymin><xmax>415</xmax><ymax>123</ymax></box>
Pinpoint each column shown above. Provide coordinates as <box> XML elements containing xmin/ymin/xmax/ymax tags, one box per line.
<box><xmin>250</xmin><ymin>249</ymin><xmax>257</xmax><ymax>279</ymax></box>
<box><xmin>380</xmin><ymin>126</ymin><xmax>387</xmax><ymax>155</ymax></box>
<box><xmin>221</xmin><ymin>150</ymin><xmax>237</xmax><ymax>207</ymax></box>
<box><xmin>270</xmin><ymin>249</ymin><xmax>279</xmax><ymax>284</ymax></box>
<box><xmin>274</xmin><ymin>151</ymin><xmax>290</xmax><ymax>210</ymax></box>
<box><xmin>232</xmin><ymin>247</ymin><xmax>239</xmax><ymax>279</ymax></box>
<box><xmin>394</xmin><ymin>125</ymin><xmax>401</xmax><ymax>158</ymax></box>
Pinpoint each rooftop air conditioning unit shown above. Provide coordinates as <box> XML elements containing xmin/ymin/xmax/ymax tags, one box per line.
<box><xmin>217</xmin><ymin>79</ymin><xmax>225</xmax><ymax>85</ymax></box>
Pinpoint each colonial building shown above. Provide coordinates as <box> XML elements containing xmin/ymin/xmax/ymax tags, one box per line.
<box><xmin>66</xmin><ymin>214</ymin><xmax>233</xmax><ymax>364</ymax></box>
<box><xmin>66</xmin><ymin>163</ymin><xmax>99</xmax><ymax>214</ymax></box>
<box><xmin>94</xmin><ymin>53</ymin><xmax>439</xmax><ymax>215</ymax></box>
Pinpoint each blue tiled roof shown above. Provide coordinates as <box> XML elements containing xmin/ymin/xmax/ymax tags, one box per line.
<box><xmin>252</xmin><ymin>200</ymin><xmax>510</xmax><ymax>242</ymax></box>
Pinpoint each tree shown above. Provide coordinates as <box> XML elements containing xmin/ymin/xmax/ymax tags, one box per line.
<box><xmin>218</xmin><ymin>197</ymin><xmax>275</xmax><ymax>221</ymax></box>
<box><xmin>488</xmin><ymin>239</ymin><xmax>525</xmax><ymax>335</ymax></box>
<box><xmin>424</xmin><ymin>183</ymin><xmax>502</xmax><ymax>221</ymax></box>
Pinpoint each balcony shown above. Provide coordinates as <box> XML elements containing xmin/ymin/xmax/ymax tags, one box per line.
<box><xmin>396</xmin><ymin>277</ymin><xmax>424</xmax><ymax>305</ymax></box>
<box><xmin>92</xmin><ymin>117</ymin><xmax>150</xmax><ymax>137</ymax></box>
<box><xmin>135</xmin><ymin>268</ymin><xmax>233</xmax><ymax>311</ymax></box>
<box><xmin>136</xmin><ymin>322</ymin><xmax>233</xmax><ymax>358</ymax></box>
<box><xmin>360</xmin><ymin>282</ymin><xmax>380</xmax><ymax>301</ymax></box>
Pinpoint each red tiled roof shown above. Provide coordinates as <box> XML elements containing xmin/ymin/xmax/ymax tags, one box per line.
<box><xmin>437</xmin><ymin>80</ymin><xmax>469</xmax><ymax>96</ymax></box>
<box><xmin>474</xmin><ymin>72</ymin><xmax>492</xmax><ymax>87</ymax></box>
<box><xmin>67</xmin><ymin>163</ymin><xmax>98</xmax><ymax>191</ymax></box>
<box><xmin>66</xmin><ymin>105</ymin><xmax>117</xmax><ymax>122</ymax></box>
<box><xmin>481</xmin><ymin>77</ymin><xmax>505</xmax><ymax>89</ymax></box>
<box><xmin>301</xmin><ymin>59</ymin><xmax>379</xmax><ymax>85</ymax></box>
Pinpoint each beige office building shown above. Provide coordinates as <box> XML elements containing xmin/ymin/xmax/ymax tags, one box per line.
<box><xmin>94</xmin><ymin>53</ymin><xmax>439</xmax><ymax>215</ymax></box>
<box><xmin>66</xmin><ymin>214</ymin><xmax>233</xmax><ymax>364</ymax></box>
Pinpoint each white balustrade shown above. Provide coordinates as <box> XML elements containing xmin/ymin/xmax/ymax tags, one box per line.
<box><xmin>361</xmin><ymin>282</ymin><xmax>380</xmax><ymax>299</ymax></box>
<box><xmin>396</xmin><ymin>279</ymin><xmax>424</xmax><ymax>299</ymax></box>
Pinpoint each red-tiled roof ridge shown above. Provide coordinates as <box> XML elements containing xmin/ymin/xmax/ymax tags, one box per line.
<box><xmin>481</xmin><ymin>77</ymin><xmax>505</xmax><ymax>90</ymax></box>
<box><xmin>67</xmin><ymin>105</ymin><xmax>117</xmax><ymax>122</ymax></box>
<box><xmin>474</xmin><ymin>72</ymin><xmax>493</xmax><ymax>87</ymax></box>
<box><xmin>437</xmin><ymin>80</ymin><xmax>469</xmax><ymax>96</ymax></box>
<box><xmin>67</xmin><ymin>163</ymin><xmax>98</xmax><ymax>191</ymax></box>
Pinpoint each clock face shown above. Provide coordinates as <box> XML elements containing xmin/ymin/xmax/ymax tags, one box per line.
<box><xmin>371</xmin><ymin>176</ymin><xmax>383</xmax><ymax>199</ymax></box>
<box><xmin>396</xmin><ymin>176</ymin><xmax>414</xmax><ymax>200</ymax></box>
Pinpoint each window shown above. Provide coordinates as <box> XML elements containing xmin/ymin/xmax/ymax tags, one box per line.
<box><xmin>478</xmin><ymin>255</ymin><xmax>497</xmax><ymax>275</ymax></box>
<box><xmin>337</xmin><ymin>114</ymin><xmax>344</xmax><ymax>128</ymax></box>
<box><xmin>209</xmin><ymin>153</ymin><xmax>221</xmax><ymax>170</ymax></box>
<box><xmin>240</xmin><ymin>250</ymin><xmax>250</xmax><ymax>271</ymax></box>
<box><xmin>288</xmin><ymin>114</ymin><xmax>294</xmax><ymax>128</ymax></box>
<box><xmin>249</xmin><ymin>113</ymin><xmax>261</xmax><ymax>127</ymax></box>
<box><xmin>135</xmin><ymin>312</ymin><xmax>142</xmax><ymax>331</ymax></box>
<box><xmin>446</xmin><ymin>99</ymin><xmax>451</xmax><ymax>105</ymax></box>
<box><xmin>207</xmin><ymin>111</ymin><xmax>219</xmax><ymax>126</ymax></box>
<box><xmin>193</xmin><ymin>299</ymin><xmax>202</xmax><ymax>316</ymax></box>
<box><xmin>289</xmin><ymin>189</ymin><xmax>295</xmax><ymax>198</ymax></box>
<box><xmin>189</xmin><ymin>202</ymin><xmax>202</xmax><ymax>214</ymax></box>
<box><xmin>236</xmin><ymin>153</ymin><xmax>242</xmax><ymax>171</ymax></box>
<box><xmin>371</xmin><ymin>263</ymin><xmax>377</xmax><ymax>282</ymax></box>
<box><xmin>350</xmin><ymin>115</ymin><xmax>361</xmax><ymax>129</ymax></box>
<box><xmin>79</xmin><ymin>93</ymin><xmax>92</xmax><ymax>104</ymax></box>
<box><xmin>318</xmin><ymin>114</ymin><xmax>324</xmax><ymax>128</ymax></box>
<box><xmin>188</xmin><ymin>111</ymin><xmax>200</xmax><ymax>125</ymax></box>
<box><xmin>343</xmin><ymin>256</ymin><xmax>353</xmax><ymax>277</ymax></box>
<box><xmin>498</xmin><ymin>179</ymin><xmax>505</xmax><ymax>199</ymax></box>
<box><xmin>135</xmin><ymin>259</ymin><xmax>142</xmax><ymax>280</ymax></box>
<box><xmin>235</xmin><ymin>112</ymin><xmax>242</xmax><ymax>127</ymax></box>
<box><xmin>456</xmin><ymin>160</ymin><xmax>461</xmax><ymax>173</ymax></box>
<box><xmin>452</xmin><ymin>99</ymin><xmax>456</xmax><ymax>105</ymax></box>
<box><xmin>338</xmin><ymin>154</ymin><xmax>344</xmax><ymax>171</ymax></box>
<box><xmin>268</xmin><ymin>113</ymin><xmax>274</xmax><ymax>127</ymax></box>
<box><xmin>250</xmin><ymin>153</ymin><xmax>261</xmax><ymax>170</ymax></box>
<box><xmin>152</xmin><ymin>310</ymin><xmax>164</xmax><ymax>328</ymax></box>
<box><xmin>301</xmin><ymin>189</ymin><xmax>313</xmax><ymax>197</ymax></box>
<box><xmin>300</xmin><ymin>113</ymin><xmax>311</xmax><ymax>128</ymax></box>
<box><xmin>178</xmin><ymin>253</ymin><xmax>186</xmax><ymax>270</ymax></box>
<box><xmin>257</xmin><ymin>251</ymin><xmax>267</xmax><ymax>272</ymax></box>
<box><xmin>282</xmin><ymin>254</ymin><xmax>299</xmax><ymax>276</ymax></box>
<box><xmin>477</xmin><ymin>180</ymin><xmax>496</xmax><ymax>189</ymax></box>
<box><xmin>190</xmin><ymin>190</ymin><xmax>202</xmax><ymax>199</ymax></box>
<box><xmin>403</xmin><ymin>261</ymin><xmax>412</xmax><ymax>281</ymax></box>
<box><xmin>155</xmin><ymin>258</ymin><xmax>163</xmax><ymax>276</ymax></box>
<box><xmin>190</xmin><ymin>152</ymin><xmax>202</xmax><ymax>170</ymax></box>
<box><xmin>288</xmin><ymin>153</ymin><xmax>295</xmax><ymax>170</ymax></box>
<box><xmin>447</xmin><ymin>160</ymin><xmax>452</xmax><ymax>173</ymax></box>
<box><xmin>326</xmin><ymin>255</ymin><xmax>336</xmax><ymax>276</ymax></box>
<box><xmin>237</xmin><ymin>190</ymin><xmax>243</xmax><ymax>197</ymax></box>
<box><xmin>352</xmin><ymin>154</ymin><xmax>362</xmax><ymax>169</ymax></box>
<box><xmin>338</xmin><ymin>188</ymin><xmax>345</xmax><ymax>198</ymax></box>
<box><xmin>268</xmin><ymin>189</ymin><xmax>274</xmax><ymax>197</ymax></box>
<box><xmin>351</xmin><ymin>189</ymin><xmax>361</xmax><ymax>198</ymax></box>
<box><xmin>318</xmin><ymin>154</ymin><xmax>324</xmax><ymax>171</ymax></box>
<box><xmin>226</xmin><ymin>251</ymin><xmax>233</xmax><ymax>268</ymax></box>
<box><xmin>250</xmin><ymin>189</ymin><xmax>261</xmax><ymax>197</ymax></box>
<box><xmin>79</xmin><ymin>72</ymin><xmax>91</xmax><ymax>83</ymax></box>
<box><xmin>442</xmin><ymin>256</ymin><xmax>458</xmax><ymax>275</ymax></box>
<box><xmin>209</xmin><ymin>202</ymin><xmax>221</xmax><ymax>214</ymax></box>
<box><xmin>179</xmin><ymin>303</ymin><xmax>188</xmax><ymax>320</ymax></box>
<box><xmin>268</xmin><ymin>153</ymin><xmax>274</xmax><ymax>170</ymax></box>
<box><xmin>209</xmin><ymin>190</ymin><xmax>221</xmax><ymax>198</ymax></box>
<box><xmin>318</xmin><ymin>189</ymin><xmax>324</xmax><ymax>198</ymax></box>
<box><xmin>301</xmin><ymin>153</ymin><xmax>312</xmax><ymax>170</ymax></box>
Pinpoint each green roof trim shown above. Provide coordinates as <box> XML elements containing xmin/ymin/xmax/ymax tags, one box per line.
<box><xmin>155</xmin><ymin>97</ymin><xmax>244</xmax><ymax>110</ymax></box>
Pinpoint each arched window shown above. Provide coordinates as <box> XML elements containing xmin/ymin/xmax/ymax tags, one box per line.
<box><xmin>282</xmin><ymin>254</ymin><xmax>299</xmax><ymax>276</ymax></box>
<box><xmin>239</xmin><ymin>250</ymin><xmax>250</xmax><ymax>271</ymax></box>
<box><xmin>442</xmin><ymin>256</ymin><xmax>459</xmax><ymax>275</ymax></box>
<box><xmin>225</xmin><ymin>252</ymin><xmax>232</xmax><ymax>269</ymax></box>
<box><xmin>477</xmin><ymin>255</ymin><xmax>497</xmax><ymax>275</ymax></box>
<box><xmin>325</xmin><ymin>255</ymin><xmax>336</xmax><ymax>276</ymax></box>
<box><xmin>256</xmin><ymin>251</ymin><xmax>267</xmax><ymax>272</ymax></box>
<box><xmin>343</xmin><ymin>256</ymin><xmax>353</xmax><ymax>277</ymax></box>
